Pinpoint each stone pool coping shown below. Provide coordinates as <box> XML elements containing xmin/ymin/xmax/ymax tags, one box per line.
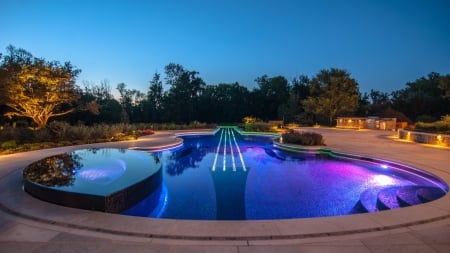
<box><xmin>1</xmin><ymin>128</ymin><xmax>450</xmax><ymax>245</ymax></box>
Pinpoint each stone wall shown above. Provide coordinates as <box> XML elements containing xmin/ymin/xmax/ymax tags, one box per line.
<box><xmin>398</xmin><ymin>130</ymin><xmax>450</xmax><ymax>147</ymax></box>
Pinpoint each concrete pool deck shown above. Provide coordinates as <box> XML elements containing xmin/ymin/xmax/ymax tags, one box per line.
<box><xmin>1</xmin><ymin>128</ymin><xmax>449</xmax><ymax>252</ymax></box>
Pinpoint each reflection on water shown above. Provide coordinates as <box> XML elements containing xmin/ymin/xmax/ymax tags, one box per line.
<box><xmin>77</xmin><ymin>158</ymin><xmax>127</xmax><ymax>185</ymax></box>
<box><xmin>166</xmin><ymin>142</ymin><xmax>209</xmax><ymax>176</ymax></box>
<box><xmin>23</xmin><ymin>152</ymin><xmax>83</xmax><ymax>187</ymax></box>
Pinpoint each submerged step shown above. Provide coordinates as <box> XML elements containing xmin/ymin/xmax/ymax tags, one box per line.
<box><xmin>353</xmin><ymin>187</ymin><xmax>384</xmax><ymax>213</ymax></box>
<box><xmin>264</xmin><ymin>148</ymin><xmax>286</xmax><ymax>160</ymax></box>
<box><xmin>377</xmin><ymin>187</ymin><xmax>402</xmax><ymax>210</ymax></box>
<box><xmin>396</xmin><ymin>186</ymin><xmax>423</xmax><ymax>207</ymax></box>
<box><xmin>417</xmin><ymin>187</ymin><xmax>447</xmax><ymax>203</ymax></box>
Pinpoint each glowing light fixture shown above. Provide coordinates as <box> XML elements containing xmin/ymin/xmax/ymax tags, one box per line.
<box><xmin>223</xmin><ymin>128</ymin><xmax>227</xmax><ymax>171</ymax></box>
<box><xmin>212</xmin><ymin>128</ymin><xmax>224</xmax><ymax>172</ymax></box>
<box><xmin>437</xmin><ymin>135</ymin><xmax>442</xmax><ymax>143</ymax></box>
<box><xmin>228</xmin><ymin>128</ymin><xmax>237</xmax><ymax>172</ymax></box>
<box><xmin>231</xmin><ymin>128</ymin><xmax>247</xmax><ymax>172</ymax></box>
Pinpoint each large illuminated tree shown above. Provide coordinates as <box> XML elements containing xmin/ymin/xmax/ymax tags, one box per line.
<box><xmin>0</xmin><ymin>46</ymin><xmax>83</xmax><ymax>129</ymax></box>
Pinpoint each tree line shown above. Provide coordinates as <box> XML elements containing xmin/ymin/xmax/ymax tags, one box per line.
<box><xmin>1</xmin><ymin>45</ymin><xmax>449</xmax><ymax>129</ymax></box>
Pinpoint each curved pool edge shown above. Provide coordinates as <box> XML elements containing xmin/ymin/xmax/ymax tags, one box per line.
<box><xmin>1</xmin><ymin>128</ymin><xmax>450</xmax><ymax>245</ymax></box>
<box><xmin>1</xmin><ymin>166</ymin><xmax>450</xmax><ymax>243</ymax></box>
<box><xmin>273</xmin><ymin>141</ymin><xmax>449</xmax><ymax>191</ymax></box>
<box><xmin>128</xmin><ymin>137</ymin><xmax>184</xmax><ymax>152</ymax></box>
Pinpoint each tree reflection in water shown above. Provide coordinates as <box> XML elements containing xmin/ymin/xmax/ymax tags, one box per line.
<box><xmin>23</xmin><ymin>152</ymin><xmax>83</xmax><ymax>187</ymax></box>
<box><xmin>166</xmin><ymin>142</ymin><xmax>209</xmax><ymax>176</ymax></box>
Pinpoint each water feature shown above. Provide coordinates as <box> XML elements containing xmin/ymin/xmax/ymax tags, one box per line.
<box><xmin>123</xmin><ymin>127</ymin><xmax>447</xmax><ymax>220</ymax></box>
<box><xmin>23</xmin><ymin>127</ymin><xmax>448</xmax><ymax>220</ymax></box>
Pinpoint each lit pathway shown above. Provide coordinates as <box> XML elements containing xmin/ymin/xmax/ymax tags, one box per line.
<box><xmin>0</xmin><ymin>128</ymin><xmax>449</xmax><ymax>252</ymax></box>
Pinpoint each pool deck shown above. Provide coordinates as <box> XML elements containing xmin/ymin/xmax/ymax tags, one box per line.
<box><xmin>1</xmin><ymin>128</ymin><xmax>449</xmax><ymax>252</ymax></box>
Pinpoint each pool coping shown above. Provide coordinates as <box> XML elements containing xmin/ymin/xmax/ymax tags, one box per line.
<box><xmin>1</xmin><ymin>128</ymin><xmax>450</xmax><ymax>245</ymax></box>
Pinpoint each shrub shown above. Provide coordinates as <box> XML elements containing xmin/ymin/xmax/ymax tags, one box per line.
<box><xmin>242</xmin><ymin>116</ymin><xmax>257</xmax><ymax>124</ymax></box>
<box><xmin>414</xmin><ymin>115</ymin><xmax>450</xmax><ymax>134</ymax></box>
<box><xmin>1</xmin><ymin>140</ymin><xmax>17</xmax><ymax>150</ymax></box>
<box><xmin>415</xmin><ymin>114</ymin><xmax>437</xmax><ymax>123</ymax></box>
<box><xmin>253</xmin><ymin>122</ymin><xmax>272</xmax><ymax>132</ymax></box>
<box><xmin>33</xmin><ymin>129</ymin><xmax>51</xmax><ymax>142</ymax></box>
<box><xmin>69</xmin><ymin>124</ymin><xmax>90</xmax><ymax>141</ymax></box>
<box><xmin>243</xmin><ymin>123</ymin><xmax>252</xmax><ymax>132</ymax></box>
<box><xmin>281</xmin><ymin>130</ymin><xmax>325</xmax><ymax>146</ymax></box>
<box><xmin>48</xmin><ymin>121</ymin><xmax>71</xmax><ymax>140</ymax></box>
<box><xmin>0</xmin><ymin>121</ymin><xmax>215</xmax><ymax>153</ymax></box>
<box><xmin>442</xmin><ymin>115</ymin><xmax>450</xmax><ymax>123</ymax></box>
<box><xmin>141</xmin><ymin>129</ymin><xmax>154</xmax><ymax>136</ymax></box>
<box><xmin>0</xmin><ymin>127</ymin><xmax>16</xmax><ymax>142</ymax></box>
<box><xmin>89</xmin><ymin>124</ymin><xmax>111</xmax><ymax>140</ymax></box>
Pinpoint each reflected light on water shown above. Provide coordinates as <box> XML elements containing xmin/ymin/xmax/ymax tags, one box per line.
<box><xmin>370</xmin><ymin>175</ymin><xmax>395</xmax><ymax>186</ymax></box>
<box><xmin>78</xmin><ymin>159</ymin><xmax>126</xmax><ymax>185</ymax></box>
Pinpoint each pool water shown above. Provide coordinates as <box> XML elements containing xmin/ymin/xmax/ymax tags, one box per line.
<box><xmin>23</xmin><ymin>148</ymin><xmax>162</xmax><ymax>212</ymax></box>
<box><xmin>122</xmin><ymin>128</ymin><xmax>448</xmax><ymax>220</ymax></box>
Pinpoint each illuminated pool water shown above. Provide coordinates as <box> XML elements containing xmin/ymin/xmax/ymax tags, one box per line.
<box><xmin>122</xmin><ymin>128</ymin><xmax>448</xmax><ymax>220</ymax></box>
<box><xmin>23</xmin><ymin>128</ymin><xmax>448</xmax><ymax>219</ymax></box>
<box><xmin>23</xmin><ymin>148</ymin><xmax>161</xmax><ymax>212</ymax></box>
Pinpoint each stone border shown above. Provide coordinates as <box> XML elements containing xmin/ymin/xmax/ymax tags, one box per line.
<box><xmin>398</xmin><ymin>129</ymin><xmax>450</xmax><ymax>147</ymax></box>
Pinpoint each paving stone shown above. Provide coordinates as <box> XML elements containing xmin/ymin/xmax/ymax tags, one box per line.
<box><xmin>410</xmin><ymin>225</ymin><xmax>450</xmax><ymax>244</ymax></box>
<box><xmin>0</xmin><ymin>224</ymin><xmax>59</xmax><ymax>242</ymax></box>
<box><xmin>34</xmin><ymin>242</ymin><xmax>108</xmax><ymax>253</ymax></box>
<box><xmin>363</xmin><ymin>244</ymin><xmax>437</xmax><ymax>253</ymax></box>
<box><xmin>0</xmin><ymin>242</ymin><xmax>43</xmax><ymax>253</ymax></box>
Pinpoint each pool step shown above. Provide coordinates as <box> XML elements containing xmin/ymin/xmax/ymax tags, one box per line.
<box><xmin>264</xmin><ymin>148</ymin><xmax>286</xmax><ymax>160</ymax></box>
<box><xmin>417</xmin><ymin>187</ymin><xmax>446</xmax><ymax>203</ymax></box>
<box><xmin>377</xmin><ymin>187</ymin><xmax>402</xmax><ymax>210</ymax></box>
<box><xmin>354</xmin><ymin>186</ymin><xmax>446</xmax><ymax>213</ymax></box>
<box><xmin>353</xmin><ymin>187</ymin><xmax>384</xmax><ymax>213</ymax></box>
<box><xmin>396</xmin><ymin>186</ymin><xmax>423</xmax><ymax>207</ymax></box>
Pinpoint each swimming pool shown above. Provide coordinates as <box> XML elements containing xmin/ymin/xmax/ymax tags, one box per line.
<box><xmin>23</xmin><ymin>127</ymin><xmax>448</xmax><ymax>220</ymax></box>
<box><xmin>122</xmin><ymin>127</ymin><xmax>448</xmax><ymax>220</ymax></box>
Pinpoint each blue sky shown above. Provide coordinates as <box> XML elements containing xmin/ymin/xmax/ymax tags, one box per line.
<box><xmin>1</xmin><ymin>0</ymin><xmax>449</xmax><ymax>96</ymax></box>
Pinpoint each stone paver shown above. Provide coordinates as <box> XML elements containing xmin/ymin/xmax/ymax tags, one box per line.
<box><xmin>0</xmin><ymin>128</ymin><xmax>449</xmax><ymax>252</ymax></box>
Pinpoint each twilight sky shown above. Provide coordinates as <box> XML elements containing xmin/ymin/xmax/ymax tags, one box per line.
<box><xmin>1</xmin><ymin>0</ymin><xmax>449</xmax><ymax>95</ymax></box>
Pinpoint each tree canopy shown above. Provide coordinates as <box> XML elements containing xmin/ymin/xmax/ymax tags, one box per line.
<box><xmin>1</xmin><ymin>45</ymin><xmax>449</xmax><ymax>128</ymax></box>
<box><xmin>302</xmin><ymin>68</ymin><xmax>359</xmax><ymax>125</ymax></box>
<box><xmin>163</xmin><ymin>63</ymin><xmax>206</xmax><ymax>123</ymax></box>
<box><xmin>391</xmin><ymin>72</ymin><xmax>450</xmax><ymax>122</ymax></box>
<box><xmin>0</xmin><ymin>46</ymin><xmax>83</xmax><ymax>128</ymax></box>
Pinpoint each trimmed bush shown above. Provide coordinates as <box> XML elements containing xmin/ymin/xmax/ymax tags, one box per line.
<box><xmin>1</xmin><ymin>140</ymin><xmax>17</xmax><ymax>150</ymax></box>
<box><xmin>415</xmin><ymin>114</ymin><xmax>437</xmax><ymax>123</ymax></box>
<box><xmin>281</xmin><ymin>130</ymin><xmax>325</xmax><ymax>146</ymax></box>
<box><xmin>414</xmin><ymin>115</ymin><xmax>450</xmax><ymax>134</ymax></box>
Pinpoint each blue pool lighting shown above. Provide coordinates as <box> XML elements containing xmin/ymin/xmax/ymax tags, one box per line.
<box><xmin>23</xmin><ymin>127</ymin><xmax>448</xmax><ymax>220</ymax></box>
